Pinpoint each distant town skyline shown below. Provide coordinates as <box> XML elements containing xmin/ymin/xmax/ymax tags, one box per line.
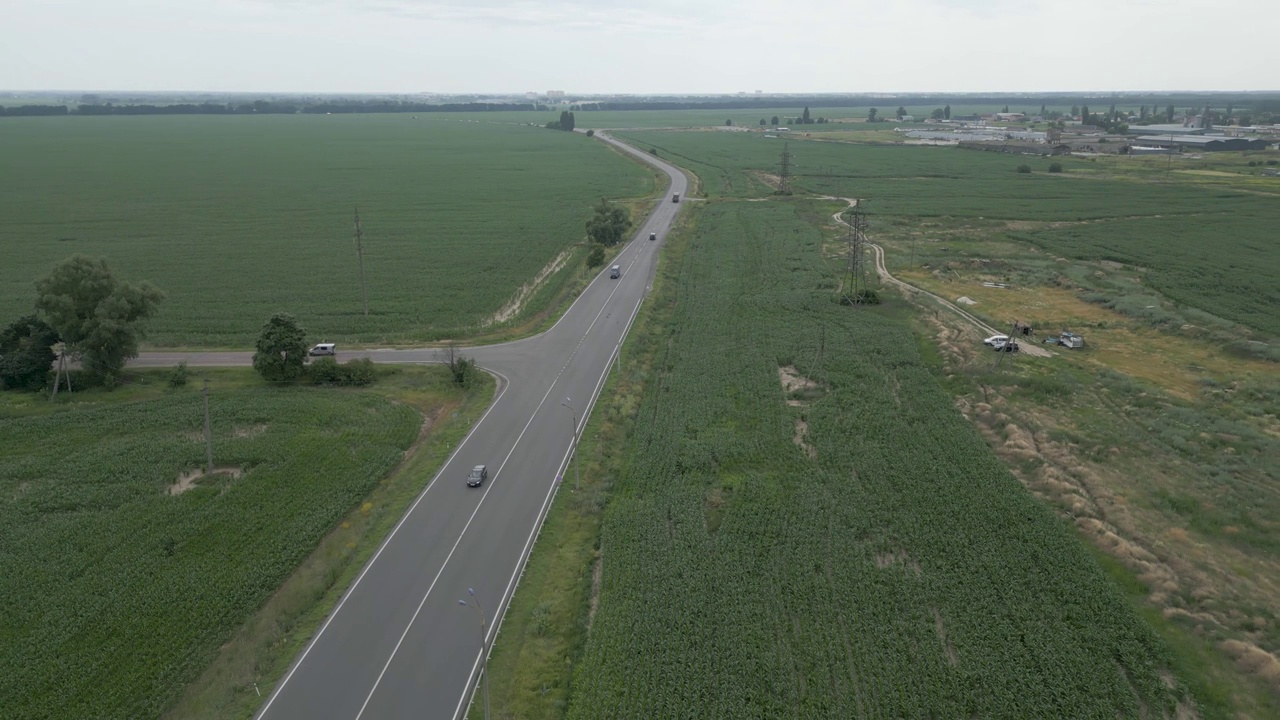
<box><xmin>2</xmin><ymin>0</ymin><xmax>1276</xmax><ymax>95</ymax></box>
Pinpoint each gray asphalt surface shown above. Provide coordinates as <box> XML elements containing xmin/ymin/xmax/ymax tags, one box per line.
<box><xmin>136</xmin><ymin>134</ymin><xmax>686</xmax><ymax>720</ymax></box>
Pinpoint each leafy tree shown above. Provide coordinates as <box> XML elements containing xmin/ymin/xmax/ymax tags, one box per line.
<box><xmin>771</xmin><ymin>115</ymin><xmax>779</xmax><ymax>126</ymax></box>
<box><xmin>930</xmin><ymin>108</ymin><xmax>945</xmax><ymax>120</ymax></box>
<box><xmin>586</xmin><ymin>244</ymin><xmax>606</xmax><ymax>269</ymax></box>
<box><xmin>1166</xmin><ymin>104</ymin><xmax>1175</xmax><ymax>121</ymax></box>
<box><xmin>252</xmin><ymin>312</ymin><xmax>308</xmax><ymax>381</ymax></box>
<box><xmin>802</xmin><ymin>106</ymin><xmax>811</xmax><ymax>124</ymax></box>
<box><xmin>545</xmin><ymin>119</ymin><xmax>561</xmax><ymax>130</ymax></box>
<box><xmin>585</xmin><ymin>129</ymin><xmax>595</xmax><ymax>137</ymax></box>
<box><xmin>34</xmin><ymin>255</ymin><xmax>164</xmax><ymax>382</ymax></box>
<box><xmin>1048</xmin><ymin>162</ymin><xmax>1063</xmax><ymax>173</ymax></box>
<box><xmin>1080</xmin><ymin>104</ymin><xmax>1090</xmax><ymax>123</ymax></box>
<box><xmin>1040</xmin><ymin>103</ymin><xmax>1047</xmax><ymax>116</ymax></box>
<box><xmin>1016</xmin><ymin>164</ymin><xmax>1032</xmax><ymax>173</ymax></box>
<box><xmin>867</xmin><ymin>107</ymin><xmax>878</xmax><ymax>122</ymax></box>
<box><xmin>943</xmin><ymin>104</ymin><xmax>950</xmax><ymax>120</ymax></box>
<box><xmin>896</xmin><ymin>106</ymin><xmax>906</xmax><ymax>119</ymax></box>
<box><xmin>585</xmin><ymin>197</ymin><xmax>632</xmax><ymax>247</ymax></box>
<box><xmin>0</xmin><ymin>315</ymin><xmax>59</xmax><ymax>391</ymax></box>
<box><xmin>1139</xmin><ymin>105</ymin><xmax>1148</xmax><ymax>119</ymax></box>
<box><xmin>759</xmin><ymin>118</ymin><xmax>766</xmax><ymax>126</ymax></box>
<box><xmin>725</xmin><ymin>119</ymin><xmax>733</xmax><ymax>126</ymax></box>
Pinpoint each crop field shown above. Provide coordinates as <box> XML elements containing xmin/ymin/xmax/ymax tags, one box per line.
<box><xmin>0</xmin><ymin>384</ymin><xmax>421</xmax><ymax>719</ymax></box>
<box><xmin>0</xmin><ymin>115</ymin><xmax>652</xmax><ymax>347</ymax></box>
<box><xmin>613</xmin><ymin>130</ymin><xmax>1280</xmax><ymax>337</ymax></box>
<box><xmin>563</xmin><ymin>200</ymin><xmax>1186</xmax><ymax>718</ymax></box>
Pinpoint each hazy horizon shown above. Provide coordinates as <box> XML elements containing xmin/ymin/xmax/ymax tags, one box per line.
<box><xmin>2</xmin><ymin>0</ymin><xmax>1276</xmax><ymax>95</ymax></box>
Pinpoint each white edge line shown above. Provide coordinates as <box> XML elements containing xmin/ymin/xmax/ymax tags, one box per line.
<box><xmin>356</xmin><ymin>254</ymin><xmax>638</xmax><ymax>718</ymax></box>
<box><xmin>255</xmin><ymin>368</ymin><xmax>510</xmax><ymax>719</ymax></box>
<box><xmin>452</xmin><ymin>290</ymin><xmax>648</xmax><ymax>720</ymax></box>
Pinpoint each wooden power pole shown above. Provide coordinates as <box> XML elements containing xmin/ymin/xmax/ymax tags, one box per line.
<box><xmin>354</xmin><ymin>207</ymin><xmax>369</xmax><ymax>316</ymax></box>
<box><xmin>202</xmin><ymin>378</ymin><xmax>213</xmax><ymax>475</ymax></box>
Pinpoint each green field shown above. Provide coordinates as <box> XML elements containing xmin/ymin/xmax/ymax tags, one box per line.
<box><xmin>613</xmin><ymin>130</ymin><xmax>1280</xmax><ymax>337</ymax></box>
<box><xmin>562</xmin><ymin>199</ymin><xmax>1185</xmax><ymax>717</ymax></box>
<box><xmin>0</xmin><ymin>379</ymin><xmax>424</xmax><ymax>719</ymax></box>
<box><xmin>0</xmin><ymin>115</ymin><xmax>653</xmax><ymax>347</ymax></box>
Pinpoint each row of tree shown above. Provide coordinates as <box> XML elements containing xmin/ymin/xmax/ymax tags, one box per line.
<box><xmin>547</xmin><ymin>110</ymin><xmax>577</xmax><ymax>131</ymax></box>
<box><xmin>0</xmin><ymin>100</ymin><xmax>544</xmax><ymax>118</ymax></box>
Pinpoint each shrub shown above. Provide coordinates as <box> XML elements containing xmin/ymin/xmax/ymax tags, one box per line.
<box><xmin>648</xmin><ymin>148</ymin><xmax>658</xmax><ymax>156</ymax></box>
<box><xmin>1017</xmin><ymin>164</ymin><xmax>1032</xmax><ymax>174</ymax></box>
<box><xmin>342</xmin><ymin>358</ymin><xmax>376</xmax><ymax>386</ymax></box>
<box><xmin>308</xmin><ymin>357</ymin><xmax>376</xmax><ymax>386</ymax></box>
<box><xmin>1248</xmin><ymin>161</ymin><xmax>1257</xmax><ymax>167</ymax></box>
<box><xmin>1048</xmin><ymin>163</ymin><xmax>1063</xmax><ymax>173</ymax></box>
<box><xmin>587</xmin><ymin>244</ymin><xmax>606</xmax><ymax>269</ymax></box>
<box><xmin>167</xmin><ymin>362</ymin><xmax>189</xmax><ymax>388</ymax></box>
<box><xmin>308</xmin><ymin>356</ymin><xmax>342</xmax><ymax>384</ymax></box>
<box><xmin>1267</xmin><ymin>160</ymin><xmax>1277</xmax><ymax>166</ymax></box>
<box><xmin>585</xmin><ymin>129</ymin><xmax>595</xmax><ymax>137</ymax></box>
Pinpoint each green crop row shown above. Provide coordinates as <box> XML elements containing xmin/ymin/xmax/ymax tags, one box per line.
<box><xmin>0</xmin><ymin>387</ymin><xmax>420</xmax><ymax>719</ymax></box>
<box><xmin>563</xmin><ymin>200</ymin><xmax>1186</xmax><ymax>718</ymax></box>
<box><xmin>0</xmin><ymin>115</ymin><xmax>652</xmax><ymax>347</ymax></box>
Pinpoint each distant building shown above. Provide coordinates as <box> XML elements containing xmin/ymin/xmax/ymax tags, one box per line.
<box><xmin>993</xmin><ymin>112</ymin><xmax>1026</xmax><ymax>122</ymax></box>
<box><xmin>1129</xmin><ymin>123</ymin><xmax>1208</xmax><ymax>136</ymax></box>
<box><xmin>547</xmin><ymin>90</ymin><xmax>566</xmax><ymax>98</ymax></box>
<box><xmin>1133</xmin><ymin>135</ymin><xmax>1268</xmax><ymax>152</ymax></box>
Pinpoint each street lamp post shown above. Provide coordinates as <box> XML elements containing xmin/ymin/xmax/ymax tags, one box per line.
<box><xmin>457</xmin><ymin>588</ymin><xmax>490</xmax><ymax>720</ymax></box>
<box><xmin>560</xmin><ymin>397</ymin><xmax>580</xmax><ymax>492</ymax></box>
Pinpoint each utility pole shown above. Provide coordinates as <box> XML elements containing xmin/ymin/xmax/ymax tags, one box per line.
<box><xmin>353</xmin><ymin>207</ymin><xmax>369</xmax><ymax>316</ymax></box>
<box><xmin>815</xmin><ymin>323</ymin><xmax>825</xmax><ymax>380</ymax></box>
<box><xmin>778</xmin><ymin>142</ymin><xmax>792</xmax><ymax>195</ymax></box>
<box><xmin>202</xmin><ymin>378</ymin><xmax>213</xmax><ymax>475</ymax></box>
<box><xmin>49</xmin><ymin>343</ymin><xmax>73</xmax><ymax>400</ymax></box>
<box><xmin>993</xmin><ymin>321</ymin><xmax>1020</xmax><ymax>370</ymax></box>
<box><xmin>458</xmin><ymin>589</ymin><xmax>491</xmax><ymax>720</ymax></box>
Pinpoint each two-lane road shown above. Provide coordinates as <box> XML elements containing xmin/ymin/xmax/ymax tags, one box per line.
<box><xmin>137</xmin><ymin>133</ymin><xmax>687</xmax><ymax>719</ymax></box>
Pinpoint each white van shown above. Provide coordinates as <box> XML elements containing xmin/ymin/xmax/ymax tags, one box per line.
<box><xmin>308</xmin><ymin>343</ymin><xmax>336</xmax><ymax>357</ymax></box>
<box><xmin>609</xmin><ymin>265</ymin><xmax>621</xmax><ymax>279</ymax></box>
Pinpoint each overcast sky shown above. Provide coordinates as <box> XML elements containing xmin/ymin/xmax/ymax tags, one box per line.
<box><xmin>2</xmin><ymin>0</ymin><xmax>1275</xmax><ymax>95</ymax></box>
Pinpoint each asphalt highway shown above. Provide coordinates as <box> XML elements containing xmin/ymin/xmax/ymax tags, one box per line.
<box><xmin>136</xmin><ymin>133</ymin><xmax>686</xmax><ymax>719</ymax></box>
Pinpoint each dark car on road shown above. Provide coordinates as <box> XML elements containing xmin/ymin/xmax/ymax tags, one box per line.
<box><xmin>467</xmin><ymin>465</ymin><xmax>487</xmax><ymax>488</ymax></box>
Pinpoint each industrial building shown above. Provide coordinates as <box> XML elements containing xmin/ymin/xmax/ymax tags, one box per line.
<box><xmin>1132</xmin><ymin>135</ymin><xmax>1268</xmax><ymax>152</ymax></box>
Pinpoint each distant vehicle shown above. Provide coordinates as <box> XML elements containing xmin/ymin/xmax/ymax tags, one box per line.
<box><xmin>672</xmin><ymin>193</ymin><xmax>680</xmax><ymax>203</ymax></box>
<box><xmin>994</xmin><ymin>340</ymin><xmax>1019</xmax><ymax>353</ymax></box>
<box><xmin>609</xmin><ymin>265</ymin><xmax>621</xmax><ymax>279</ymax></box>
<box><xmin>649</xmin><ymin>231</ymin><xmax>657</xmax><ymax>241</ymax></box>
<box><xmin>983</xmin><ymin>335</ymin><xmax>1008</xmax><ymax>347</ymax></box>
<box><xmin>467</xmin><ymin>465</ymin><xmax>487</xmax><ymax>488</ymax></box>
<box><xmin>1058</xmin><ymin>331</ymin><xmax>1085</xmax><ymax>349</ymax></box>
<box><xmin>308</xmin><ymin>343</ymin><xmax>336</xmax><ymax>356</ymax></box>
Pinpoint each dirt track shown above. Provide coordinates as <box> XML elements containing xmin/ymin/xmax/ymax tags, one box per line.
<box><xmin>829</xmin><ymin>201</ymin><xmax>1052</xmax><ymax>358</ymax></box>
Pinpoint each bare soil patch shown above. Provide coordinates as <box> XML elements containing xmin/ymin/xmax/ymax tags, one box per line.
<box><xmin>168</xmin><ymin>467</ymin><xmax>244</xmax><ymax>496</ymax></box>
<box><xmin>487</xmin><ymin>248</ymin><xmax>573</xmax><ymax>326</ymax></box>
<box><xmin>792</xmin><ymin>418</ymin><xmax>816</xmax><ymax>459</ymax></box>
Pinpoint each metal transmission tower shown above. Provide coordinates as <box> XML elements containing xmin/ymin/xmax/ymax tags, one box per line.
<box><xmin>843</xmin><ymin>204</ymin><xmax>870</xmax><ymax>303</ymax></box>
<box><xmin>777</xmin><ymin>142</ymin><xmax>792</xmax><ymax>195</ymax></box>
<box><xmin>353</xmin><ymin>207</ymin><xmax>369</xmax><ymax>316</ymax></box>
